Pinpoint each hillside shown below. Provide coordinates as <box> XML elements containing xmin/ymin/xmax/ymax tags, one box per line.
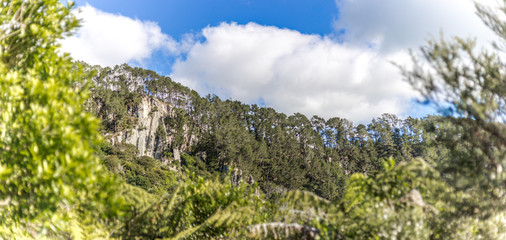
<box><xmin>84</xmin><ymin>62</ymin><xmax>449</xmax><ymax>200</ymax></box>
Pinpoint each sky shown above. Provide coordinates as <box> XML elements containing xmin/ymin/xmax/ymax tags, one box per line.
<box><xmin>62</xmin><ymin>0</ymin><xmax>501</xmax><ymax>123</ymax></box>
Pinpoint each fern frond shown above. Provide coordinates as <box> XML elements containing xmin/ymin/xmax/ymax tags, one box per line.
<box><xmin>284</xmin><ymin>190</ymin><xmax>330</xmax><ymax>209</ymax></box>
<box><xmin>166</xmin><ymin>202</ymin><xmax>254</xmax><ymax>240</ymax></box>
<box><xmin>248</xmin><ymin>222</ymin><xmax>320</xmax><ymax>240</ymax></box>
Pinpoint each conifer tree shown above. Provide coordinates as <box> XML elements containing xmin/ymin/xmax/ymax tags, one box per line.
<box><xmin>400</xmin><ymin>1</ymin><xmax>505</xmax><ymax>192</ymax></box>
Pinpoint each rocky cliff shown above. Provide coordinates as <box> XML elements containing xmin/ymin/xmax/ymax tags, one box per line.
<box><xmin>108</xmin><ymin>97</ymin><xmax>167</xmax><ymax>158</ymax></box>
<box><xmin>88</xmin><ymin>63</ymin><xmax>199</xmax><ymax>161</ymax></box>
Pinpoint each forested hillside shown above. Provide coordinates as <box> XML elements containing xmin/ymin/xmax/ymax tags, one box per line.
<box><xmin>85</xmin><ymin>63</ymin><xmax>450</xmax><ymax>201</ymax></box>
<box><xmin>0</xmin><ymin>0</ymin><xmax>504</xmax><ymax>239</ymax></box>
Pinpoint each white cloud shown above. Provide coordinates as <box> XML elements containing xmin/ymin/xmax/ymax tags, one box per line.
<box><xmin>171</xmin><ymin>1</ymin><xmax>503</xmax><ymax>122</ymax></box>
<box><xmin>62</xmin><ymin>1</ymin><xmax>503</xmax><ymax>122</ymax></box>
<box><xmin>61</xmin><ymin>4</ymin><xmax>178</xmax><ymax>66</ymax></box>
<box><xmin>172</xmin><ymin>22</ymin><xmax>416</xmax><ymax>122</ymax></box>
<box><xmin>334</xmin><ymin>0</ymin><xmax>500</xmax><ymax>53</ymax></box>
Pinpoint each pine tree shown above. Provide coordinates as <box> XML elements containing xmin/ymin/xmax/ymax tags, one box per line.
<box><xmin>400</xmin><ymin>1</ymin><xmax>505</xmax><ymax>193</ymax></box>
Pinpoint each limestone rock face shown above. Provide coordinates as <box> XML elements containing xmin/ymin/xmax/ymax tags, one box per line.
<box><xmin>90</xmin><ymin>64</ymin><xmax>199</xmax><ymax>161</ymax></box>
<box><xmin>109</xmin><ymin>97</ymin><xmax>170</xmax><ymax>159</ymax></box>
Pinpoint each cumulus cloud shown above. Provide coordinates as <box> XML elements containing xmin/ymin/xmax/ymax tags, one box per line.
<box><xmin>172</xmin><ymin>23</ymin><xmax>416</xmax><ymax>122</ymax></box>
<box><xmin>334</xmin><ymin>0</ymin><xmax>500</xmax><ymax>53</ymax></box>
<box><xmin>62</xmin><ymin>1</ymin><xmax>503</xmax><ymax>122</ymax></box>
<box><xmin>61</xmin><ymin>4</ymin><xmax>178</xmax><ymax>66</ymax></box>
<box><xmin>171</xmin><ymin>1</ymin><xmax>503</xmax><ymax>122</ymax></box>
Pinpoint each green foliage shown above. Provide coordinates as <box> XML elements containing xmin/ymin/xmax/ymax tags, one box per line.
<box><xmin>0</xmin><ymin>0</ymin><xmax>121</xmax><ymax>238</ymax></box>
<box><xmin>86</xmin><ymin>64</ymin><xmax>143</xmax><ymax>133</ymax></box>
<box><xmin>180</xmin><ymin>153</ymin><xmax>209</xmax><ymax>178</ymax></box>
<box><xmin>102</xmin><ymin>155</ymin><xmax>121</xmax><ymax>173</ymax></box>
<box><xmin>100</xmin><ymin>143</ymin><xmax>178</xmax><ymax>194</ymax></box>
<box><xmin>87</xmin><ymin>59</ymin><xmax>450</xmax><ymax>201</ymax></box>
<box><xmin>8</xmin><ymin>0</ymin><xmax>500</xmax><ymax>238</ymax></box>
<box><xmin>251</xmin><ymin>157</ymin><xmax>504</xmax><ymax>239</ymax></box>
<box><xmin>155</xmin><ymin>123</ymin><xmax>167</xmax><ymax>144</ymax></box>
<box><xmin>116</xmin><ymin>175</ymin><xmax>266</xmax><ymax>239</ymax></box>
<box><xmin>252</xmin><ymin>190</ymin><xmax>334</xmax><ymax>239</ymax></box>
<box><xmin>396</xmin><ymin>2</ymin><xmax>506</xmax><ymax>238</ymax></box>
<box><xmin>165</xmin><ymin>108</ymin><xmax>190</xmax><ymax>149</ymax></box>
<box><xmin>400</xmin><ymin>3</ymin><xmax>506</xmax><ymax>191</ymax></box>
<box><xmin>181</xmin><ymin>153</ymin><xmax>196</xmax><ymax>167</ymax></box>
<box><xmin>396</xmin><ymin>2</ymin><xmax>506</xmax><ymax>239</ymax></box>
<box><xmin>338</xmin><ymin>158</ymin><xmax>448</xmax><ymax>239</ymax></box>
<box><xmin>248</xmin><ymin>159</ymin><xmax>446</xmax><ymax>240</ymax></box>
<box><xmin>136</xmin><ymin>155</ymin><xmax>158</xmax><ymax>169</ymax></box>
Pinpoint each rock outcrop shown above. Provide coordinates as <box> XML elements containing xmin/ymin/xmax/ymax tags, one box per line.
<box><xmin>108</xmin><ymin>97</ymin><xmax>168</xmax><ymax>158</ymax></box>
<box><xmin>105</xmin><ymin>96</ymin><xmax>197</xmax><ymax>161</ymax></box>
<box><xmin>88</xmin><ymin>64</ymin><xmax>199</xmax><ymax>161</ymax></box>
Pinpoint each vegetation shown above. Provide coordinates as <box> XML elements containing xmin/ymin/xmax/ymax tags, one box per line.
<box><xmin>0</xmin><ymin>0</ymin><xmax>123</xmax><ymax>238</ymax></box>
<box><xmin>88</xmin><ymin>63</ymin><xmax>453</xmax><ymax>201</ymax></box>
<box><xmin>0</xmin><ymin>0</ymin><xmax>504</xmax><ymax>239</ymax></box>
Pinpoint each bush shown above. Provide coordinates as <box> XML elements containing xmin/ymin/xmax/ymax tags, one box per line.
<box><xmin>136</xmin><ymin>156</ymin><xmax>157</xmax><ymax>170</ymax></box>
<box><xmin>102</xmin><ymin>155</ymin><xmax>120</xmax><ymax>172</ymax></box>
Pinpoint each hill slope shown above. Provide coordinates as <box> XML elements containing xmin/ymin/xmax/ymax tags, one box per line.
<box><xmin>84</xmin><ymin>62</ymin><xmax>448</xmax><ymax>200</ymax></box>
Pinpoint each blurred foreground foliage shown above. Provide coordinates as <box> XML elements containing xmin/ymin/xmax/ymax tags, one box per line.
<box><xmin>0</xmin><ymin>0</ymin><xmax>122</xmax><ymax>238</ymax></box>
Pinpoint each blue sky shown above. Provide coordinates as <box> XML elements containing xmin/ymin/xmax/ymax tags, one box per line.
<box><xmin>73</xmin><ymin>0</ymin><xmax>338</xmax><ymax>37</ymax></box>
<box><xmin>63</xmin><ymin>0</ymin><xmax>499</xmax><ymax>123</ymax></box>
<box><xmin>70</xmin><ymin>0</ymin><xmax>340</xmax><ymax>77</ymax></box>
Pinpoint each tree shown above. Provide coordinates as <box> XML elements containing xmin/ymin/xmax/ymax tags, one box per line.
<box><xmin>397</xmin><ymin>0</ymin><xmax>506</xmax><ymax>238</ymax></box>
<box><xmin>400</xmin><ymin>2</ymin><xmax>505</xmax><ymax>191</ymax></box>
<box><xmin>248</xmin><ymin>2</ymin><xmax>506</xmax><ymax>239</ymax></box>
<box><xmin>0</xmin><ymin>0</ymin><xmax>120</xmax><ymax>238</ymax></box>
